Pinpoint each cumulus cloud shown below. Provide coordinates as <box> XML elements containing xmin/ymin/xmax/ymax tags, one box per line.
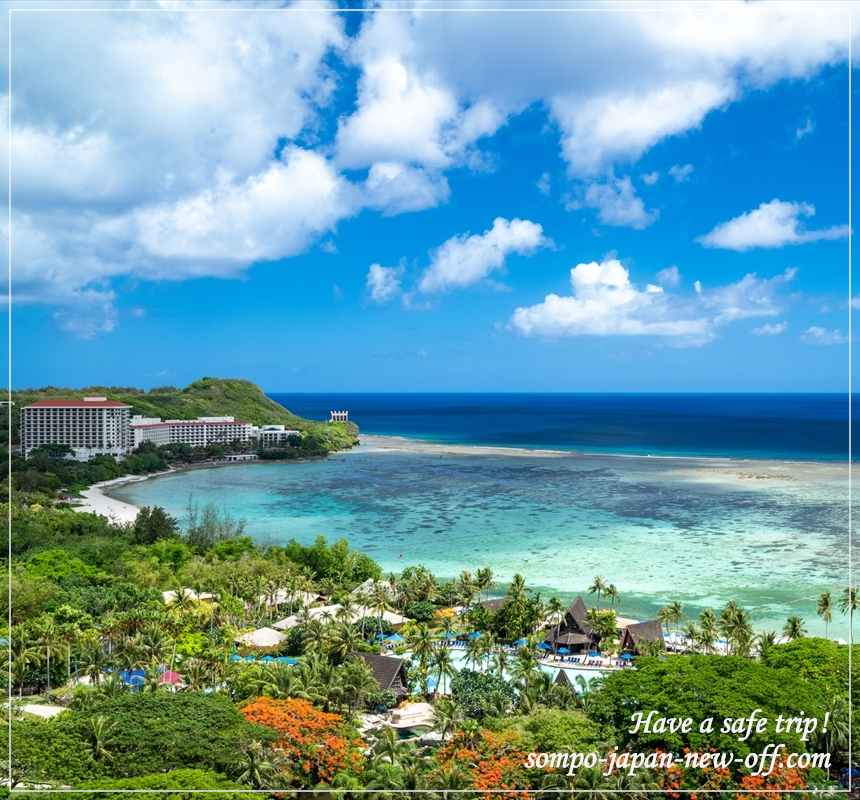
<box><xmin>642</xmin><ymin>171</ymin><xmax>660</xmax><ymax>186</ymax></box>
<box><xmin>510</xmin><ymin>258</ymin><xmax>708</xmax><ymax>341</ymax></box>
<box><xmin>366</xmin><ymin>263</ymin><xmax>403</xmax><ymax>304</ymax></box>
<box><xmin>340</xmin><ymin>4</ymin><xmax>853</xmax><ymax>177</ymax></box>
<box><xmin>801</xmin><ymin>326</ymin><xmax>847</xmax><ymax>345</ymax></box>
<box><xmin>510</xmin><ymin>258</ymin><xmax>796</xmax><ymax>346</ymax></box>
<box><xmin>699</xmin><ymin>267</ymin><xmax>797</xmax><ymax>322</ymax></box>
<box><xmin>668</xmin><ymin>163</ymin><xmax>694</xmax><ymax>183</ymax></box>
<box><xmin>752</xmin><ymin>321</ymin><xmax>787</xmax><ymax>336</ymax></box>
<box><xmin>418</xmin><ymin>217</ymin><xmax>548</xmax><ymax>294</ymax></box>
<box><xmin>582</xmin><ymin>176</ymin><xmax>658</xmax><ymax>229</ymax></box>
<box><xmin>363</xmin><ymin>162</ymin><xmax>450</xmax><ymax>216</ymax></box>
<box><xmin>698</xmin><ymin>199</ymin><xmax>848</xmax><ymax>250</ymax></box>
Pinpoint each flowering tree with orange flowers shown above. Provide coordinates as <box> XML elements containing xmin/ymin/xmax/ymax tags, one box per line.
<box><xmin>240</xmin><ymin>697</ymin><xmax>363</xmax><ymax>787</ymax></box>
<box><xmin>433</xmin><ymin>727</ymin><xmax>535</xmax><ymax>799</ymax></box>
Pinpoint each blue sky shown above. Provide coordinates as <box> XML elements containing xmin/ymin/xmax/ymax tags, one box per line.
<box><xmin>7</xmin><ymin>2</ymin><xmax>857</xmax><ymax>392</ymax></box>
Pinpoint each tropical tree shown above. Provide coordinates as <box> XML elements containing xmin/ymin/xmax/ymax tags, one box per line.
<box><xmin>430</xmin><ymin>643</ymin><xmax>456</xmax><ymax>697</ymax></box>
<box><xmin>839</xmin><ymin>586</ymin><xmax>857</xmax><ymax>616</ymax></box>
<box><xmin>783</xmin><ymin>615</ymin><xmax>806</xmax><ymax>641</ymax></box>
<box><xmin>432</xmin><ymin>696</ymin><xmax>462</xmax><ymax>739</ymax></box>
<box><xmin>588</xmin><ymin>576</ymin><xmax>607</xmax><ymax>609</ymax></box>
<box><xmin>604</xmin><ymin>584</ymin><xmax>620</xmax><ymax>610</ymax></box>
<box><xmin>817</xmin><ymin>591</ymin><xmax>833</xmax><ymax>639</ymax></box>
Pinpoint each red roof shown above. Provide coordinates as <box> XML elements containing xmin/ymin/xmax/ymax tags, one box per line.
<box><xmin>26</xmin><ymin>399</ymin><xmax>130</xmax><ymax>408</ymax></box>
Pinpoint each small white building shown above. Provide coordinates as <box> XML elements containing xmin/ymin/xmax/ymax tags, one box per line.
<box><xmin>255</xmin><ymin>424</ymin><xmax>301</xmax><ymax>448</ymax></box>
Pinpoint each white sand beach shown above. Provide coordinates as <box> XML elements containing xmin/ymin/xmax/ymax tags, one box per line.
<box><xmin>73</xmin><ymin>471</ymin><xmax>172</xmax><ymax>524</ymax></box>
<box><xmin>358</xmin><ymin>434</ymin><xmax>569</xmax><ymax>458</ymax></box>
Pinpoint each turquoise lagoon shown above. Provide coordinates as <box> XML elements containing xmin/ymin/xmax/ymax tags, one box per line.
<box><xmin>110</xmin><ymin>437</ymin><xmax>849</xmax><ymax>637</ymax></box>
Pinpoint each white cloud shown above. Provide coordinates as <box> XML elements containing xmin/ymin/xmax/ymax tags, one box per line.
<box><xmin>339</xmin><ymin>4</ymin><xmax>853</xmax><ymax>178</ymax></box>
<box><xmin>668</xmin><ymin>163</ymin><xmax>694</xmax><ymax>183</ymax></box>
<box><xmin>510</xmin><ymin>258</ymin><xmax>796</xmax><ymax>345</ymax></box>
<box><xmin>418</xmin><ymin>217</ymin><xmax>548</xmax><ymax>294</ymax></box>
<box><xmin>583</xmin><ymin>176</ymin><xmax>658</xmax><ymax>229</ymax></box>
<box><xmin>698</xmin><ymin>199</ymin><xmax>848</xmax><ymax>250</ymax></box>
<box><xmin>536</xmin><ymin>172</ymin><xmax>552</xmax><ymax>195</ymax></box>
<box><xmin>320</xmin><ymin>240</ymin><xmax>338</xmax><ymax>254</ymax></box>
<box><xmin>802</xmin><ymin>326</ymin><xmax>847</xmax><ymax>345</ymax></box>
<box><xmin>510</xmin><ymin>258</ymin><xmax>709</xmax><ymax>341</ymax></box>
<box><xmin>363</xmin><ymin>161</ymin><xmax>450</xmax><ymax>216</ymax></box>
<box><xmin>124</xmin><ymin>147</ymin><xmax>357</xmax><ymax>268</ymax></box>
<box><xmin>366</xmin><ymin>263</ymin><xmax>403</xmax><ymax>304</ymax></box>
<box><xmin>752</xmin><ymin>321</ymin><xmax>787</xmax><ymax>336</ymax></box>
<box><xmin>796</xmin><ymin>116</ymin><xmax>815</xmax><ymax>140</ymax></box>
<box><xmin>851</xmin><ymin>297</ymin><xmax>860</xmax><ymax>310</ymax></box>
<box><xmin>642</xmin><ymin>171</ymin><xmax>660</xmax><ymax>186</ymax></box>
<box><xmin>656</xmin><ymin>265</ymin><xmax>681</xmax><ymax>288</ymax></box>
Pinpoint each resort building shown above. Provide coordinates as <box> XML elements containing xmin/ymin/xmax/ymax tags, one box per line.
<box><xmin>355</xmin><ymin>652</ymin><xmax>409</xmax><ymax>700</ymax></box>
<box><xmin>255</xmin><ymin>424</ymin><xmax>301</xmax><ymax>448</ymax></box>
<box><xmin>619</xmin><ymin>620</ymin><xmax>664</xmax><ymax>654</ymax></box>
<box><xmin>131</xmin><ymin>415</ymin><xmax>256</xmax><ymax>448</ymax></box>
<box><xmin>21</xmin><ymin>397</ymin><xmax>132</xmax><ymax>460</ymax></box>
<box><xmin>544</xmin><ymin>596</ymin><xmax>598</xmax><ymax>653</ymax></box>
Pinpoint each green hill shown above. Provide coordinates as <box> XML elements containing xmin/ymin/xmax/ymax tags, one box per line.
<box><xmin>10</xmin><ymin>377</ymin><xmax>358</xmax><ymax>452</ymax></box>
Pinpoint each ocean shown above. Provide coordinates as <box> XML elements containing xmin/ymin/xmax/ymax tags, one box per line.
<box><xmin>270</xmin><ymin>393</ymin><xmax>853</xmax><ymax>461</ymax></box>
<box><xmin>110</xmin><ymin>394</ymin><xmax>852</xmax><ymax>636</ymax></box>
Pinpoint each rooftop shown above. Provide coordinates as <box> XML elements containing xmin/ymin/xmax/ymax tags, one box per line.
<box><xmin>26</xmin><ymin>398</ymin><xmax>130</xmax><ymax>409</ymax></box>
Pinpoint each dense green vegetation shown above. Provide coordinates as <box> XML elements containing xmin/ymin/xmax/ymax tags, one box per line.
<box><xmin>4</xmin><ymin>433</ymin><xmax>856</xmax><ymax>795</ymax></box>
<box><xmin>9</xmin><ymin>376</ymin><xmax>359</xmax><ymax>452</ymax></box>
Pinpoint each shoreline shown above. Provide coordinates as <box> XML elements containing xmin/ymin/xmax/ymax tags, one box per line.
<box><xmin>72</xmin><ymin>471</ymin><xmax>174</xmax><ymax>524</ymax></box>
<box><xmin>357</xmin><ymin>433</ymin><xmax>848</xmax><ymax>467</ymax></box>
<box><xmin>79</xmin><ymin>432</ymin><xmax>846</xmax><ymax>526</ymax></box>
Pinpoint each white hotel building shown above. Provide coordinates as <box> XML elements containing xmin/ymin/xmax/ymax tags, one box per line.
<box><xmin>131</xmin><ymin>416</ymin><xmax>256</xmax><ymax>448</ymax></box>
<box><xmin>21</xmin><ymin>397</ymin><xmax>132</xmax><ymax>460</ymax></box>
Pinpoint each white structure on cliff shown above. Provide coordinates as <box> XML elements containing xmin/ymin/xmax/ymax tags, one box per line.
<box><xmin>330</xmin><ymin>410</ymin><xmax>349</xmax><ymax>422</ymax></box>
<box><xmin>21</xmin><ymin>397</ymin><xmax>132</xmax><ymax>459</ymax></box>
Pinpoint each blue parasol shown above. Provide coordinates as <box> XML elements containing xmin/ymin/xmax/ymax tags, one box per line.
<box><xmin>620</xmin><ymin>652</ymin><xmax>634</xmax><ymax>660</ymax></box>
<box><xmin>537</xmin><ymin>642</ymin><xmax>552</xmax><ymax>651</ymax></box>
<box><xmin>513</xmin><ymin>638</ymin><xmax>528</xmax><ymax>647</ymax></box>
<box><xmin>557</xmin><ymin>647</ymin><xmax>570</xmax><ymax>654</ymax></box>
<box><xmin>467</xmin><ymin>631</ymin><xmax>482</xmax><ymax>640</ymax></box>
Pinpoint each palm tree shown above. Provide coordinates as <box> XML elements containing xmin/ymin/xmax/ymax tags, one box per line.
<box><xmin>369</xmin><ymin>581</ymin><xmax>391</xmax><ymax>639</ymax></box>
<box><xmin>35</xmin><ymin>620</ymin><xmax>63</xmax><ymax>693</ymax></box>
<box><xmin>588</xmin><ymin>576</ymin><xmax>607</xmax><ymax>609</ymax></box>
<box><xmin>475</xmin><ymin>567</ymin><xmax>494</xmax><ymax>603</ymax></box>
<box><xmin>457</xmin><ymin>570</ymin><xmax>477</xmax><ymax>608</ymax></box>
<box><xmin>87</xmin><ymin>715</ymin><xmax>117</xmax><ymax>762</ymax></box>
<box><xmin>658</xmin><ymin>601</ymin><xmax>683</xmax><ymax>635</ymax></box>
<box><xmin>604</xmin><ymin>584</ymin><xmax>620</xmax><ymax>610</ymax></box>
<box><xmin>432</xmin><ymin>696</ymin><xmax>462</xmax><ymax>739</ymax></box>
<box><xmin>839</xmin><ymin>586</ymin><xmax>857</xmax><ymax>615</ymax></box>
<box><xmin>547</xmin><ymin>596</ymin><xmax>564</xmax><ymax>651</ymax></box>
<box><xmin>233</xmin><ymin>740</ymin><xmax>285</xmax><ymax>789</ymax></box>
<box><xmin>698</xmin><ymin>608</ymin><xmax>719</xmax><ymax>654</ymax></box>
<box><xmin>783</xmin><ymin>615</ymin><xmax>806</xmax><ymax>641</ymax></box>
<box><xmin>430</xmin><ymin>644</ymin><xmax>456</xmax><ymax>696</ymax></box>
<box><xmin>817</xmin><ymin>591</ymin><xmax>833</xmax><ymax>639</ymax></box>
<box><xmin>463</xmin><ymin>636</ymin><xmax>484</xmax><ymax>671</ymax></box>
<box><xmin>755</xmin><ymin>630</ymin><xmax>778</xmax><ymax>662</ymax></box>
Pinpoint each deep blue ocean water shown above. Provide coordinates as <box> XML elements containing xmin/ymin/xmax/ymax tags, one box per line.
<box><xmin>270</xmin><ymin>393</ymin><xmax>853</xmax><ymax>461</ymax></box>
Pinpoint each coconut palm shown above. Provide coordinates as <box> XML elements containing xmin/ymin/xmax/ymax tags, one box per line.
<box><xmin>817</xmin><ymin>591</ymin><xmax>833</xmax><ymax>639</ymax></box>
<box><xmin>839</xmin><ymin>586</ymin><xmax>857</xmax><ymax>615</ymax></box>
<box><xmin>457</xmin><ymin>570</ymin><xmax>477</xmax><ymax>608</ymax></box>
<box><xmin>755</xmin><ymin>630</ymin><xmax>778</xmax><ymax>661</ymax></box>
<box><xmin>783</xmin><ymin>615</ymin><xmax>806</xmax><ymax>641</ymax></box>
<box><xmin>430</xmin><ymin>643</ymin><xmax>456</xmax><ymax>696</ymax></box>
<box><xmin>658</xmin><ymin>600</ymin><xmax>683</xmax><ymax>635</ymax></box>
<box><xmin>432</xmin><ymin>696</ymin><xmax>462</xmax><ymax>739</ymax></box>
<box><xmin>35</xmin><ymin>619</ymin><xmax>63</xmax><ymax>693</ymax></box>
<box><xmin>698</xmin><ymin>608</ymin><xmax>719</xmax><ymax>654</ymax></box>
<box><xmin>233</xmin><ymin>740</ymin><xmax>285</xmax><ymax>789</ymax></box>
<box><xmin>475</xmin><ymin>567</ymin><xmax>494</xmax><ymax>603</ymax></box>
<box><xmin>588</xmin><ymin>576</ymin><xmax>607</xmax><ymax>609</ymax></box>
<box><xmin>369</xmin><ymin>581</ymin><xmax>392</xmax><ymax>638</ymax></box>
<box><xmin>604</xmin><ymin>584</ymin><xmax>620</xmax><ymax>610</ymax></box>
